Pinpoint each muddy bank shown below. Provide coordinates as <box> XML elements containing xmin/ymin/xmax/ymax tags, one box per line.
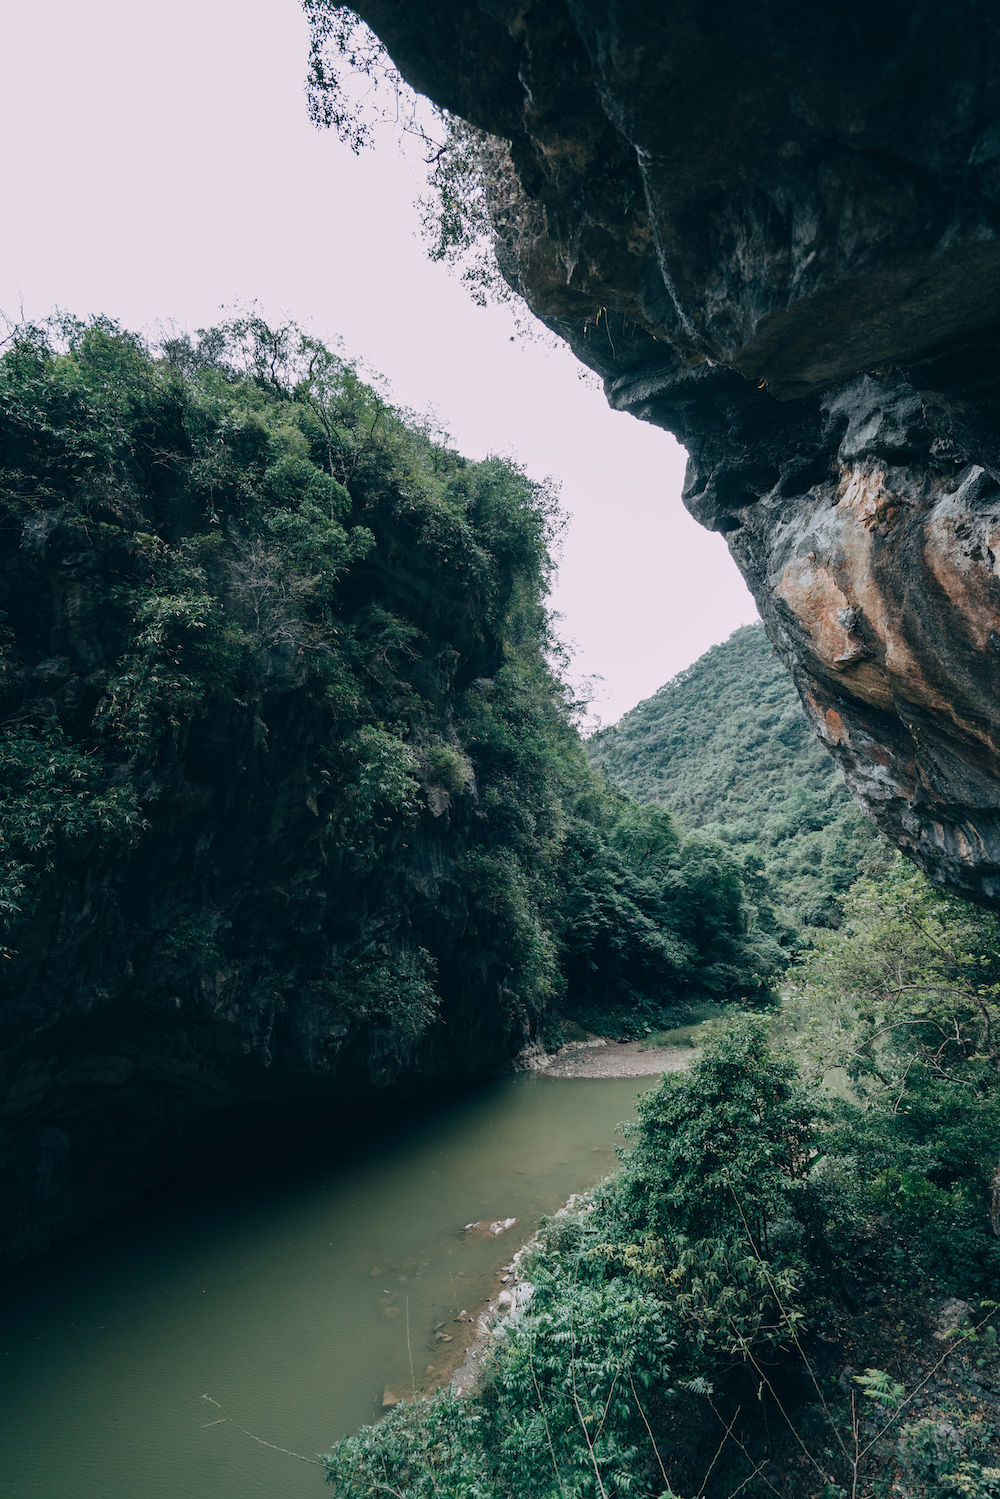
<box><xmin>527</xmin><ymin>1036</ymin><xmax>694</xmax><ymax>1079</ymax></box>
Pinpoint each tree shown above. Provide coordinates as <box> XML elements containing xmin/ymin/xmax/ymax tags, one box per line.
<box><xmin>787</xmin><ymin>858</ymin><xmax>1000</xmax><ymax>1101</ymax></box>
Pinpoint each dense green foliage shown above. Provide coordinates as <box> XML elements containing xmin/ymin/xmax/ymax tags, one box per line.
<box><xmin>588</xmin><ymin>624</ymin><xmax>888</xmax><ymax>936</ymax></box>
<box><xmin>323</xmin><ymin>869</ymin><xmax>1000</xmax><ymax>1498</ymax></box>
<box><xmin>553</xmin><ymin>792</ymin><xmax>783</xmax><ymax>1037</ymax></box>
<box><xmin>0</xmin><ymin>316</ymin><xmax>773</xmax><ymax>1075</ymax></box>
<box><xmin>786</xmin><ymin>857</ymin><xmax>1000</xmax><ymax>1105</ymax></box>
<box><xmin>15</xmin><ymin>316</ymin><xmax>996</xmax><ymax>1499</ymax></box>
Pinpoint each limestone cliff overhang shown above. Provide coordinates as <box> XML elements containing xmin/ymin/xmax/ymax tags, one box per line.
<box><xmin>348</xmin><ymin>0</ymin><xmax>1000</xmax><ymax>904</ymax></box>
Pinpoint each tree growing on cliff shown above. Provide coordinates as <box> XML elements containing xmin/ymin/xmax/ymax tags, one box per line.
<box><xmin>787</xmin><ymin>858</ymin><xmax>1000</xmax><ymax>1102</ymax></box>
<box><xmin>302</xmin><ymin>2</ymin><xmax>537</xmax><ymax>315</ymax></box>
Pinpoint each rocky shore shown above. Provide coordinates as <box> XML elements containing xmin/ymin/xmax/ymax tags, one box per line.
<box><xmin>448</xmin><ymin>1193</ymin><xmax>593</xmax><ymax>1397</ymax></box>
<box><xmin>528</xmin><ymin>1036</ymin><xmax>694</xmax><ymax>1079</ymax></box>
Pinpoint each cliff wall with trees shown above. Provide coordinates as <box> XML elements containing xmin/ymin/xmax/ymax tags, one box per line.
<box><xmin>0</xmin><ymin>316</ymin><xmax>772</xmax><ymax>1267</ymax></box>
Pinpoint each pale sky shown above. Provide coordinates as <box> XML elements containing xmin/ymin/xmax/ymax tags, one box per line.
<box><xmin>0</xmin><ymin>0</ymin><xmax>757</xmax><ymax>726</ymax></box>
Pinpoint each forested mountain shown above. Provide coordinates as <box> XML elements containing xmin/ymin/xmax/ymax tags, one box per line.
<box><xmin>0</xmin><ymin>316</ymin><xmax>777</xmax><ymax>1265</ymax></box>
<box><xmin>588</xmin><ymin>623</ymin><xmax>886</xmax><ymax>932</ymax></box>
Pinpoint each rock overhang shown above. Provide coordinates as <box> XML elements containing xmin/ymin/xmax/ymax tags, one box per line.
<box><xmin>347</xmin><ymin>0</ymin><xmax>1000</xmax><ymax>902</ymax></box>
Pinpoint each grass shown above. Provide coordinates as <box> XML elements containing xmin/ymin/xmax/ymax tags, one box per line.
<box><xmin>637</xmin><ymin>1002</ymin><xmax>736</xmax><ymax>1050</ymax></box>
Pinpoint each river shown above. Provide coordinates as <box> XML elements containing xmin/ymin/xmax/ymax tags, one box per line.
<box><xmin>0</xmin><ymin>1071</ymin><xmax>659</xmax><ymax>1499</ymax></box>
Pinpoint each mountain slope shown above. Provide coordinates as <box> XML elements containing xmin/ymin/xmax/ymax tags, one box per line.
<box><xmin>588</xmin><ymin>624</ymin><xmax>885</xmax><ymax>931</ymax></box>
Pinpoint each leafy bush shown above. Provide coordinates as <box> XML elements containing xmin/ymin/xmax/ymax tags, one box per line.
<box><xmin>323</xmin><ymin>1024</ymin><xmax>825</xmax><ymax>1498</ymax></box>
<box><xmin>323</xmin><ymin>1007</ymin><xmax>1000</xmax><ymax>1498</ymax></box>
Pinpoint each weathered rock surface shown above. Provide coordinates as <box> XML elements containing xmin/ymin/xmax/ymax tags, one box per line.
<box><xmin>351</xmin><ymin>0</ymin><xmax>1000</xmax><ymax>902</ymax></box>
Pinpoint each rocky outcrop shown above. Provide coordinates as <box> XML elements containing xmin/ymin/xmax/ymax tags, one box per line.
<box><xmin>349</xmin><ymin>0</ymin><xmax>1000</xmax><ymax>902</ymax></box>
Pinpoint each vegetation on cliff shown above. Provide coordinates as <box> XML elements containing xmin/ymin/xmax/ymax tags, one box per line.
<box><xmin>588</xmin><ymin>624</ymin><xmax>888</xmax><ymax>938</ymax></box>
<box><xmin>0</xmin><ymin>316</ymin><xmax>775</xmax><ymax>1112</ymax></box>
<box><xmin>322</xmin><ymin>866</ymin><xmax>1000</xmax><ymax>1498</ymax></box>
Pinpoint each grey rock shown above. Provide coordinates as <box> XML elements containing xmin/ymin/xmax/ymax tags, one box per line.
<box><xmin>353</xmin><ymin>0</ymin><xmax>1000</xmax><ymax>905</ymax></box>
<box><xmin>934</xmin><ymin>1297</ymin><xmax>974</xmax><ymax>1340</ymax></box>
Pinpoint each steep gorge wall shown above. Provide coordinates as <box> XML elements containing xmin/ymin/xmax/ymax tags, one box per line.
<box><xmin>349</xmin><ymin>0</ymin><xmax>1000</xmax><ymax>903</ymax></box>
<box><xmin>0</xmin><ymin>325</ymin><xmax>563</xmax><ymax>1269</ymax></box>
<box><xmin>0</xmin><ymin>543</ymin><xmax>511</xmax><ymax>1271</ymax></box>
<box><xmin>3</xmin><ymin>323</ymin><xmax>764</xmax><ymax>1270</ymax></box>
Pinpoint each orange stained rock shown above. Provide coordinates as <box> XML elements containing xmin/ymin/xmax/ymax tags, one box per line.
<box><xmin>776</xmin><ymin>557</ymin><xmax>855</xmax><ymax>666</ymax></box>
<box><xmin>924</xmin><ymin>505</ymin><xmax>1000</xmax><ymax>654</ymax></box>
<box><xmin>823</xmin><ymin>707</ymin><xmax>846</xmax><ymax>743</ymax></box>
<box><xmin>837</xmin><ymin>462</ymin><xmax>888</xmax><ymax>527</ymax></box>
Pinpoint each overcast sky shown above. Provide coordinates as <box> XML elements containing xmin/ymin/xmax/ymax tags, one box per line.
<box><xmin>1</xmin><ymin>0</ymin><xmax>757</xmax><ymax>726</ymax></box>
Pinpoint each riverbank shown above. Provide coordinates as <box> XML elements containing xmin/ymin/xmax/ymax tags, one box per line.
<box><xmin>525</xmin><ymin>1035</ymin><xmax>694</xmax><ymax>1078</ymax></box>
<box><xmin>427</xmin><ymin>1040</ymin><xmax>694</xmax><ymax>1397</ymax></box>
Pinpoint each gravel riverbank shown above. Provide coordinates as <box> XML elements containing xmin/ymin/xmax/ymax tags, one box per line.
<box><xmin>531</xmin><ymin>1036</ymin><xmax>693</xmax><ymax>1078</ymax></box>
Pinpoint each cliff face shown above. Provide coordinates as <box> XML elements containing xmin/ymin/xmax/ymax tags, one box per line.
<box><xmin>349</xmin><ymin>0</ymin><xmax>1000</xmax><ymax>903</ymax></box>
<box><xmin>0</xmin><ymin>321</ymin><xmax>565</xmax><ymax>1269</ymax></box>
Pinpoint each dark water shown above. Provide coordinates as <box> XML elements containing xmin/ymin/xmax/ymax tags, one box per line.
<box><xmin>0</xmin><ymin>1072</ymin><xmax>657</xmax><ymax>1498</ymax></box>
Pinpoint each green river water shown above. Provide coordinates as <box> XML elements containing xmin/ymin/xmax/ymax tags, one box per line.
<box><xmin>0</xmin><ymin>1072</ymin><xmax>658</xmax><ymax>1499</ymax></box>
